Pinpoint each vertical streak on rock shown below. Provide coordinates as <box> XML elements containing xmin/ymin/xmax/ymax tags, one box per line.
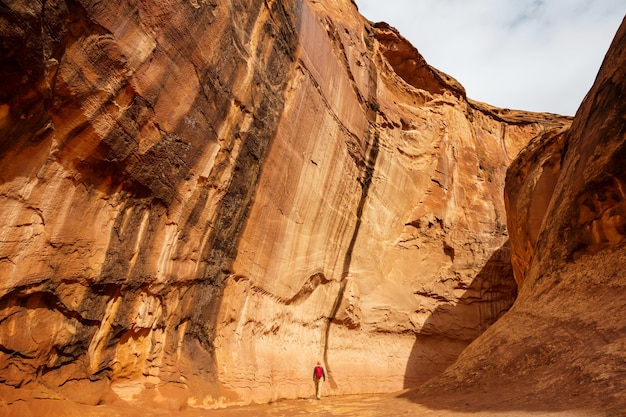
<box><xmin>16</xmin><ymin>0</ymin><xmax>303</xmax><ymax>388</ymax></box>
<box><xmin>322</xmin><ymin>27</ymin><xmax>380</xmax><ymax>376</ymax></box>
<box><xmin>187</xmin><ymin>0</ymin><xmax>302</xmax><ymax>366</ymax></box>
<box><xmin>87</xmin><ymin>288</ymin><xmax>121</xmax><ymax>374</ymax></box>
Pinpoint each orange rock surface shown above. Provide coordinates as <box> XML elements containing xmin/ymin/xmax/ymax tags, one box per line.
<box><xmin>6</xmin><ymin>0</ymin><xmax>620</xmax><ymax>415</ymax></box>
<box><xmin>408</xmin><ymin>16</ymin><xmax>626</xmax><ymax>415</ymax></box>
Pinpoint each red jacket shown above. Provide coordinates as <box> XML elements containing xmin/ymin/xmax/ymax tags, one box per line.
<box><xmin>313</xmin><ymin>365</ymin><xmax>325</xmax><ymax>380</ymax></box>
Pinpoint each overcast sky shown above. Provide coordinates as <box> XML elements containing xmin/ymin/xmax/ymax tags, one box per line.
<box><xmin>356</xmin><ymin>1</ymin><xmax>625</xmax><ymax>116</ymax></box>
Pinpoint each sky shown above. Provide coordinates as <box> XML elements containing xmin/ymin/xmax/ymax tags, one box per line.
<box><xmin>356</xmin><ymin>0</ymin><xmax>625</xmax><ymax>116</ymax></box>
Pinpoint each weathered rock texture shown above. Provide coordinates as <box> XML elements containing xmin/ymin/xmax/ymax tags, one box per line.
<box><xmin>408</xmin><ymin>16</ymin><xmax>626</xmax><ymax>415</ymax></box>
<box><xmin>0</xmin><ymin>0</ymin><xmax>571</xmax><ymax>413</ymax></box>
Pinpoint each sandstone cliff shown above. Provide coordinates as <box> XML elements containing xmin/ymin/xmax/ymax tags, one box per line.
<box><xmin>0</xmin><ymin>0</ymin><xmax>572</xmax><ymax>413</ymax></box>
<box><xmin>408</xmin><ymin>16</ymin><xmax>626</xmax><ymax>415</ymax></box>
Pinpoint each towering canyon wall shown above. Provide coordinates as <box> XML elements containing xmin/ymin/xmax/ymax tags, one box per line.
<box><xmin>0</xmin><ymin>0</ymin><xmax>571</xmax><ymax>412</ymax></box>
<box><xmin>410</xmin><ymin>17</ymin><xmax>626</xmax><ymax>414</ymax></box>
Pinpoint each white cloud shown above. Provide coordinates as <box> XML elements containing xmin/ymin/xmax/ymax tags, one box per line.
<box><xmin>356</xmin><ymin>0</ymin><xmax>625</xmax><ymax>115</ymax></box>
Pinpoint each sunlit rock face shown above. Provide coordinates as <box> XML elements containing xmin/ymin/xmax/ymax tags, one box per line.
<box><xmin>0</xmin><ymin>0</ymin><xmax>570</xmax><ymax>410</ymax></box>
<box><xmin>411</xmin><ymin>17</ymin><xmax>626</xmax><ymax>413</ymax></box>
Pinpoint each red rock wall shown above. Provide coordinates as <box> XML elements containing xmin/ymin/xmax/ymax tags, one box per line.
<box><xmin>410</xmin><ymin>17</ymin><xmax>626</xmax><ymax>414</ymax></box>
<box><xmin>0</xmin><ymin>0</ymin><xmax>571</xmax><ymax>410</ymax></box>
<box><xmin>504</xmin><ymin>126</ymin><xmax>569</xmax><ymax>286</ymax></box>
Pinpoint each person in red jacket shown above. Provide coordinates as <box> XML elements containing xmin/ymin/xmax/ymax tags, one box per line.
<box><xmin>312</xmin><ymin>361</ymin><xmax>326</xmax><ymax>400</ymax></box>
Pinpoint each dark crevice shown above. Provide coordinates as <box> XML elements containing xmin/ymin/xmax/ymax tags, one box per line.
<box><xmin>285</xmin><ymin>272</ymin><xmax>331</xmax><ymax>305</ymax></box>
<box><xmin>236</xmin><ymin>272</ymin><xmax>332</xmax><ymax>306</ymax></box>
<box><xmin>322</xmin><ymin>130</ymin><xmax>380</xmax><ymax>385</ymax></box>
<box><xmin>321</xmin><ymin>23</ymin><xmax>381</xmax><ymax>379</ymax></box>
<box><xmin>0</xmin><ymin>290</ymin><xmax>101</xmax><ymax>327</ymax></box>
<box><xmin>0</xmin><ymin>344</ymin><xmax>35</xmax><ymax>359</ymax></box>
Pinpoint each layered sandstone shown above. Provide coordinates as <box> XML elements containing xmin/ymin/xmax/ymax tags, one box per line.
<box><xmin>0</xmin><ymin>0</ymin><xmax>572</xmax><ymax>413</ymax></box>
<box><xmin>409</xmin><ymin>16</ymin><xmax>626</xmax><ymax>415</ymax></box>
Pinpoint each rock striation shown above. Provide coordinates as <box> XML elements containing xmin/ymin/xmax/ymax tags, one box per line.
<box><xmin>0</xmin><ymin>0</ymin><xmax>572</xmax><ymax>413</ymax></box>
<box><xmin>409</xmin><ymin>16</ymin><xmax>626</xmax><ymax>414</ymax></box>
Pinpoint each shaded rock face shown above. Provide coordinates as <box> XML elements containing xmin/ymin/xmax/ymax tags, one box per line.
<box><xmin>505</xmin><ymin>126</ymin><xmax>569</xmax><ymax>287</ymax></box>
<box><xmin>410</xmin><ymin>17</ymin><xmax>626</xmax><ymax>414</ymax></box>
<box><xmin>0</xmin><ymin>0</ymin><xmax>571</xmax><ymax>410</ymax></box>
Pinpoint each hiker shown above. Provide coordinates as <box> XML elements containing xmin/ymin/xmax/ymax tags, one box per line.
<box><xmin>312</xmin><ymin>361</ymin><xmax>326</xmax><ymax>400</ymax></box>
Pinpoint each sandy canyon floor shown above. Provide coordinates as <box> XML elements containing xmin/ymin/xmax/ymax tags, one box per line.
<box><xmin>3</xmin><ymin>390</ymin><xmax>607</xmax><ymax>417</ymax></box>
<box><xmin>195</xmin><ymin>394</ymin><xmax>599</xmax><ymax>417</ymax></box>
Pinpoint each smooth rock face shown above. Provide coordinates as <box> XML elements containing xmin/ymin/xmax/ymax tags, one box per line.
<box><xmin>505</xmin><ymin>126</ymin><xmax>569</xmax><ymax>287</ymax></box>
<box><xmin>0</xmin><ymin>0</ymin><xmax>571</xmax><ymax>411</ymax></box>
<box><xmin>409</xmin><ymin>17</ymin><xmax>626</xmax><ymax>414</ymax></box>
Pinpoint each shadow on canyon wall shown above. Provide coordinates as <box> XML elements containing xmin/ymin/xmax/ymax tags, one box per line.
<box><xmin>402</xmin><ymin>240</ymin><xmax>517</xmax><ymax>389</ymax></box>
<box><xmin>398</xmin><ymin>241</ymin><xmax>612</xmax><ymax>414</ymax></box>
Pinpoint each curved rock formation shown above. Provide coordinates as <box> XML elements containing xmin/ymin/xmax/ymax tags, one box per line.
<box><xmin>0</xmin><ymin>0</ymin><xmax>572</xmax><ymax>413</ymax></box>
<box><xmin>408</xmin><ymin>16</ymin><xmax>626</xmax><ymax>415</ymax></box>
